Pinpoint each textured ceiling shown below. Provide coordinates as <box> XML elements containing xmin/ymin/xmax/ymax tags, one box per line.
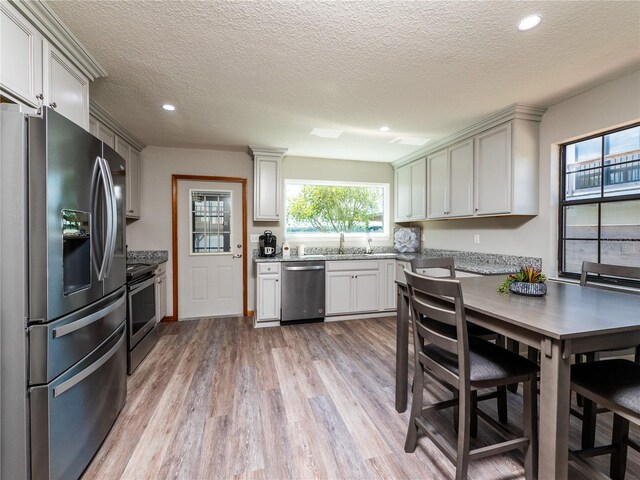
<box><xmin>47</xmin><ymin>0</ymin><xmax>640</xmax><ymax>162</ymax></box>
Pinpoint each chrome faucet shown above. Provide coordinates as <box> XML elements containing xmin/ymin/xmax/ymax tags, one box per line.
<box><xmin>338</xmin><ymin>232</ymin><xmax>345</xmax><ymax>254</ymax></box>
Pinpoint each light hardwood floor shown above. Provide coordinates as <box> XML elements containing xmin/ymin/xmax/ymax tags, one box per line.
<box><xmin>83</xmin><ymin>317</ymin><xmax>640</xmax><ymax>479</ymax></box>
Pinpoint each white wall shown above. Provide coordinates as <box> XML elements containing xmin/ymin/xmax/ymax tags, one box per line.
<box><xmin>414</xmin><ymin>70</ymin><xmax>640</xmax><ymax>276</ymax></box>
<box><xmin>127</xmin><ymin>148</ymin><xmax>394</xmax><ymax>317</ymax></box>
<box><xmin>126</xmin><ymin>146</ymin><xmax>260</xmax><ymax>317</ymax></box>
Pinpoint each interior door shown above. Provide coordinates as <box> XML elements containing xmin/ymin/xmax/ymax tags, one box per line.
<box><xmin>178</xmin><ymin>181</ymin><xmax>243</xmax><ymax>319</ymax></box>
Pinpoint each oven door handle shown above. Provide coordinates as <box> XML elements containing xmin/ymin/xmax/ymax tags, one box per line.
<box><xmin>53</xmin><ymin>292</ymin><xmax>126</xmax><ymax>339</ymax></box>
<box><xmin>129</xmin><ymin>276</ymin><xmax>157</xmax><ymax>292</ymax></box>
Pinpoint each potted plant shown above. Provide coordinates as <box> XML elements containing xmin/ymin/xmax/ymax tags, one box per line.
<box><xmin>497</xmin><ymin>266</ymin><xmax>547</xmax><ymax>296</ymax></box>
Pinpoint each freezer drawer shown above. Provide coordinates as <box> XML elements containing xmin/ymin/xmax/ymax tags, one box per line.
<box><xmin>30</xmin><ymin>323</ymin><xmax>127</xmax><ymax>480</ymax></box>
<box><xmin>29</xmin><ymin>287</ymin><xmax>126</xmax><ymax>385</ymax></box>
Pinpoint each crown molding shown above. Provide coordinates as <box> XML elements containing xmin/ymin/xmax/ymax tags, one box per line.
<box><xmin>391</xmin><ymin>104</ymin><xmax>547</xmax><ymax>168</ymax></box>
<box><xmin>90</xmin><ymin>100</ymin><xmax>146</xmax><ymax>151</ymax></box>
<box><xmin>10</xmin><ymin>0</ymin><xmax>107</xmax><ymax>80</ymax></box>
<box><xmin>249</xmin><ymin>145</ymin><xmax>289</xmax><ymax>158</ymax></box>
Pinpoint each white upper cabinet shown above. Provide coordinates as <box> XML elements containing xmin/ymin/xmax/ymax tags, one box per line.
<box><xmin>43</xmin><ymin>41</ymin><xmax>89</xmax><ymax>129</ymax></box>
<box><xmin>0</xmin><ymin>2</ymin><xmax>43</xmax><ymax>107</ymax></box>
<box><xmin>116</xmin><ymin>136</ymin><xmax>141</xmax><ymax>219</ymax></box>
<box><xmin>427</xmin><ymin>149</ymin><xmax>448</xmax><ymax>219</ymax></box>
<box><xmin>474</xmin><ymin>122</ymin><xmax>512</xmax><ymax>215</ymax></box>
<box><xmin>128</xmin><ymin>149</ymin><xmax>141</xmax><ymax>218</ymax></box>
<box><xmin>96</xmin><ymin>122</ymin><xmax>115</xmax><ymax>149</ymax></box>
<box><xmin>395</xmin><ymin>158</ymin><xmax>426</xmax><ymax>221</ymax></box>
<box><xmin>427</xmin><ymin>139</ymin><xmax>473</xmax><ymax>219</ymax></box>
<box><xmin>0</xmin><ymin>1</ymin><xmax>105</xmax><ymax>129</ymax></box>
<box><xmin>250</xmin><ymin>146</ymin><xmax>288</xmax><ymax>222</ymax></box>
<box><xmin>395</xmin><ymin>163</ymin><xmax>412</xmax><ymax>220</ymax></box>
<box><xmin>474</xmin><ymin>119</ymin><xmax>539</xmax><ymax>216</ymax></box>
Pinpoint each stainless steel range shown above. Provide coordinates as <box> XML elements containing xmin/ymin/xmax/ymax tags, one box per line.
<box><xmin>126</xmin><ymin>264</ymin><xmax>159</xmax><ymax>374</ymax></box>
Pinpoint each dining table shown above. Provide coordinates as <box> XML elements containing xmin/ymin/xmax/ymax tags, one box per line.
<box><xmin>395</xmin><ymin>275</ymin><xmax>640</xmax><ymax>480</ymax></box>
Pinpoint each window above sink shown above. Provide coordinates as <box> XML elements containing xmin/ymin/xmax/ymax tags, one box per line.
<box><xmin>284</xmin><ymin>179</ymin><xmax>390</xmax><ymax>239</ymax></box>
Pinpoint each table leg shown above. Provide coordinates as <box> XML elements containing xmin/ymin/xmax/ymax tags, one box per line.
<box><xmin>539</xmin><ymin>338</ymin><xmax>572</xmax><ymax>480</ymax></box>
<box><xmin>395</xmin><ymin>287</ymin><xmax>409</xmax><ymax>413</ymax></box>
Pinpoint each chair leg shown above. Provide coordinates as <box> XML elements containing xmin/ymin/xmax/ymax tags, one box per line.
<box><xmin>522</xmin><ymin>376</ymin><xmax>538</xmax><ymax>480</ymax></box>
<box><xmin>507</xmin><ymin>339</ymin><xmax>520</xmax><ymax>393</ymax></box>
<box><xmin>497</xmin><ymin>386</ymin><xmax>508</xmax><ymax>424</ymax></box>
<box><xmin>455</xmin><ymin>386</ymin><xmax>471</xmax><ymax>480</ymax></box>
<box><xmin>581</xmin><ymin>397</ymin><xmax>598</xmax><ymax>449</ymax></box>
<box><xmin>470</xmin><ymin>391</ymin><xmax>478</xmax><ymax>438</ymax></box>
<box><xmin>610</xmin><ymin>414</ymin><xmax>629</xmax><ymax>480</ymax></box>
<box><xmin>405</xmin><ymin>362</ymin><xmax>425</xmax><ymax>453</ymax></box>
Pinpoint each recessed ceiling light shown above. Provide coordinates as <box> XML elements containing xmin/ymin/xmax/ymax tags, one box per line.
<box><xmin>389</xmin><ymin>137</ymin><xmax>429</xmax><ymax>146</ymax></box>
<box><xmin>518</xmin><ymin>14</ymin><xmax>541</xmax><ymax>31</ymax></box>
<box><xmin>310</xmin><ymin>128</ymin><xmax>343</xmax><ymax>138</ymax></box>
<box><xmin>380</xmin><ymin>126</ymin><xmax>390</xmax><ymax>132</ymax></box>
<box><xmin>162</xmin><ymin>104</ymin><xmax>176</xmax><ymax>111</ymax></box>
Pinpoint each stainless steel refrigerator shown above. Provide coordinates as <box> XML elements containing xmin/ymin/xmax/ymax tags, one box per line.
<box><xmin>1</xmin><ymin>105</ymin><xmax>128</xmax><ymax>480</ymax></box>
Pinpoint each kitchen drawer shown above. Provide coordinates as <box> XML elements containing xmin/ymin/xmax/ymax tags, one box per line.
<box><xmin>326</xmin><ymin>260</ymin><xmax>380</xmax><ymax>272</ymax></box>
<box><xmin>258</xmin><ymin>262</ymin><xmax>280</xmax><ymax>275</ymax></box>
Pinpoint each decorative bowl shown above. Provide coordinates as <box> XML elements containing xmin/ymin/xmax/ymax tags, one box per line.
<box><xmin>509</xmin><ymin>282</ymin><xmax>547</xmax><ymax>297</ymax></box>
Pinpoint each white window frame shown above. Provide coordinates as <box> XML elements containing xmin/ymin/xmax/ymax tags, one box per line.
<box><xmin>284</xmin><ymin>179</ymin><xmax>390</xmax><ymax>240</ymax></box>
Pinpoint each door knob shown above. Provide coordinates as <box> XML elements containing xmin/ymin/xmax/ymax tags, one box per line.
<box><xmin>233</xmin><ymin>253</ymin><xmax>243</xmax><ymax>258</ymax></box>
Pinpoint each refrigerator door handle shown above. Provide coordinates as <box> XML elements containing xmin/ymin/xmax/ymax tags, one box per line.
<box><xmin>52</xmin><ymin>291</ymin><xmax>126</xmax><ymax>339</ymax></box>
<box><xmin>96</xmin><ymin>157</ymin><xmax>114</xmax><ymax>281</ymax></box>
<box><xmin>101</xmin><ymin>157</ymin><xmax>117</xmax><ymax>279</ymax></box>
<box><xmin>91</xmin><ymin>157</ymin><xmax>106</xmax><ymax>279</ymax></box>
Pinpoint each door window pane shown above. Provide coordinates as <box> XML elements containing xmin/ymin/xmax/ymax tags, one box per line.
<box><xmin>190</xmin><ymin>190</ymin><xmax>231</xmax><ymax>254</ymax></box>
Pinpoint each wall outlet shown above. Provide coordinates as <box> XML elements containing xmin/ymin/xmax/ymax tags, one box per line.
<box><xmin>250</xmin><ymin>234</ymin><xmax>260</xmax><ymax>243</ymax></box>
<box><xmin>474</xmin><ymin>234</ymin><xmax>480</xmax><ymax>244</ymax></box>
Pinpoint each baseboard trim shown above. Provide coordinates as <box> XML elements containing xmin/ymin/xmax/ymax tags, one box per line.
<box><xmin>324</xmin><ymin>310</ymin><xmax>397</xmax><ymax>322</ymax></box>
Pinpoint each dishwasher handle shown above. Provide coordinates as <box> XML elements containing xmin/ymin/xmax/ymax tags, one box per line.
<box><xmin>282</xmin><ymin>265</ymin><xmax>325</xmax><ymax>271</ymax></box>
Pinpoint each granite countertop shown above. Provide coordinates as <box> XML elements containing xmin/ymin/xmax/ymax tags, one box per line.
<box><xmin>253</xmin><ymin>247</ymin><xmax>541</xmax><ymax>275</ymax></box>
<box><xmin>127</xmin><ymin>250</ymin><xmax>168</xmax><ymax>266</ymax></box>
<box><xmin>254</xmin><ymin>252</ymin><xmax>522</xmax><ymax>275</ymax></box>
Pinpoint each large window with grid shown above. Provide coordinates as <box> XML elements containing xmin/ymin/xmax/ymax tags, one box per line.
<box><xmin>559</xmin><ymin>123</ymin><xmax>640</xmax><ymax>279</ymax></box>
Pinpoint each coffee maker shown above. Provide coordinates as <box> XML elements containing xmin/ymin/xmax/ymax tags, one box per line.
<box><xmin>259</xmin><ymin>230</ymin><xmax>277</xmax><ymax>257</ymax></box>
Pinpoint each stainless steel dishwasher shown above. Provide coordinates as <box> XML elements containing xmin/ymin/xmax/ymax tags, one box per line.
<box><xmin>281</xmin><ymin>261</ymin><xmax>325</xmax><ymax>323</ymax></box>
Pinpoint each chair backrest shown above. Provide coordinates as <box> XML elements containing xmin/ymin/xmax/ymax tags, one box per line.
<box><xmin>404</xmin><ymin>269</ymin><xmax>470</xmax><ymax>383</ymax></box>
<box><xmin>580</xmin><ymin>261</ymin><xmax>640</xmax><ymax>290</ymax></box>
<box><xmin>410</xmin><ymin>257</ymin><xmax>456</xmax><ymax>279</ymax></box>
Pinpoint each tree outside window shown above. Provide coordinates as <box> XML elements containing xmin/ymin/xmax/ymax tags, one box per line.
<box><xmin>285</xmin><ymin>182</ymin><xmax>387</xmax><ymax>235</ymax></box>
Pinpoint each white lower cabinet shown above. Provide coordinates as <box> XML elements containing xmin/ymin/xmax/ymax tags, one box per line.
<box><xmin>256</xmin><ymin>263</ymin><xmax>281</xmax><ymax>322</ymax></box>
<box><xmin>155</xmin><ymin>265</ymin><xmax>167</xmax><ymax>323</ymax></box>
<box><xmin>326</xmin><ymin>260</ymin><xmax>396</xmax><ymax>316</ymax></box>
<box><xmin>326</xmin><ymin>272</ymin><xmax>355</xmax><ymax>315</ymax></box>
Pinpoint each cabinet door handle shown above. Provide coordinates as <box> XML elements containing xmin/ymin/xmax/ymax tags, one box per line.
<box><xmin>49</xmin><ymin>102</ymin><xmax>57</xmax><ymax>109</ymax></box>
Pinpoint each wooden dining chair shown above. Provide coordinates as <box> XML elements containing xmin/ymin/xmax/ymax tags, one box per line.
<box><xmin>409</xmin><ymin>257</ymin><xmax>509</xmax><ymax>427</ymax></box>
<box><xmin>575</xmin><ymin>261</ymin><xmax>640</xmax><ymax>448</ymax></box>
<box><xmin>570</xmin><ymin>359</ymin><xmax>640</xmax><ymax>480</ymax></box>
<box><xmin>403</xmin><ymin>271</ymin><xmax>539</xmax><ymax>480</ymax></box>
